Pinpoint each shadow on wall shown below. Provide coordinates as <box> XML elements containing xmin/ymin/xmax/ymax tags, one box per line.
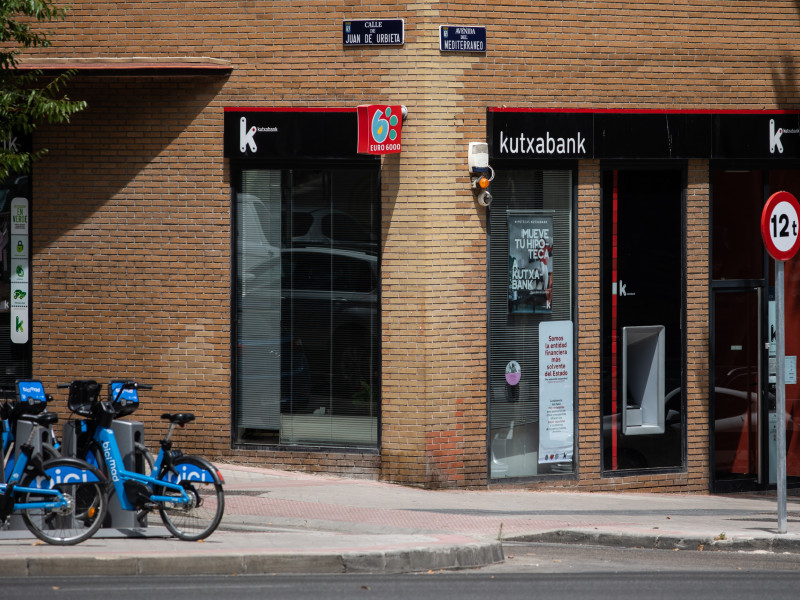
<box><xmin>772</xmin><ymin>55</ymin><xmax>800</xmax><ymax>109</ymax></box>
<box><xmin>33</xmin><ymin>74</ymin><xmax>229</xmax><ymax>246</ymax></box>
<box><xmin>773</xmin><ymin>3</ymin><xmax>800</xmax><ymax>106</ymax></box>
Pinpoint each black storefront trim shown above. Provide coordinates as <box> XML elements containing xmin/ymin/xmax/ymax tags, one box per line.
<box><xmin>488</xmin><ymin>109</ymin><xmax>800</xmax><ymax>161</ymax></box>
<box><xmin>224</xmin><ymin>107</ymin><xmax>380</xmax><ymax>163</ymax></box>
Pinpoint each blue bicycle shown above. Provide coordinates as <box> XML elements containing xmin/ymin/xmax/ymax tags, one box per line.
<box><xmin>63</xmin><ymin>379</ymin><xmax>225</xmax><ymax>541</ymax></box>
<box><xmin>0</xmin><ymin>380</ymin><xmax>108</xmax><ymax>545</ymax></box>
<box><xmin>2</xmin><ymin>382</ymin><xmax>60</xmax><ymax>481</ymax></box>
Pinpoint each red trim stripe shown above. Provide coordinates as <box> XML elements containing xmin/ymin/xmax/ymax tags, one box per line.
<box><xmin>611</xmin><ymin>170</ymin><xmax>619</xmax><ymax>471</ymax></box>
<box><xmin>223</xmin><ymin>107</ymin><xmax>356</xmax><ymax>113</ymax></box>
<box><xmin>488</xmin><ymin>107</ymin><xmax>800</xmax><ymax>115</ymax></box>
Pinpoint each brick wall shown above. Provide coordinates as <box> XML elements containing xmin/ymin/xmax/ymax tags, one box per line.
<box><xmin>21</xmin><ymin>2</ymin><xmax>800</xmax><ymax>489</ymax></box>
<box><xmin>685</xmin><ymin>159</ymin><xmax>712</xmax><ymax>491</ymax></box>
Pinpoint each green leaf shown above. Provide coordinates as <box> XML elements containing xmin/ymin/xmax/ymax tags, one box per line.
<box><xmin>0</xmin><ymin>0</ymin><xmax>83</xmax><ymax>176</ymax></box>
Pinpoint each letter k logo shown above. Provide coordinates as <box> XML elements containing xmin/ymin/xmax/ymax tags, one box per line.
<box><xmin>770</xmin><ymin>119</ymin><xmax>784</xmax><ymax>154</ymax></box>
<box><xmin>240</xmin><ymin>117</ymin><xmax>257</xmax><ymax>153</ymax></box>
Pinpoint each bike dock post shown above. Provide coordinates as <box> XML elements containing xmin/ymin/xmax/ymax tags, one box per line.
<box><xmin>62</xmin><ymin>419</ymin><xmax>149</xmax><ymax>534</ymax></box>
<box><xmin>4</xmin><ymin>420</ymin><xmax>47</xmax><ymax>533</ymax></box>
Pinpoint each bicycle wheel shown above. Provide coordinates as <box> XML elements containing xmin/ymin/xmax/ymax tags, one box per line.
<box><xmin>20</xmin><ymin>458</ymin><xmax>108</xmax><ymax>545</ymax></box>
<box><xmin>156</xmin><ymin>459</ymin><xmax>224</xmax><ymax>541</ymax></box>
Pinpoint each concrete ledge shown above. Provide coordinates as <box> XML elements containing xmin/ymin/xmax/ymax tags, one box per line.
<box><xmin>0</xmin><ymin>541</ymin><xmax>504</xmax><ymax>577</ymax></box>
<box><xmin>510</xmin><ymin>529</ymin><xmax>800</xmax><ymax>554</ymax></box>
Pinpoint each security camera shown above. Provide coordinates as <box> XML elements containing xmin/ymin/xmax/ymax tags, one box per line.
<box><xmin>477</xmin><ymin>190</ymin><xmax>492</xmax><ymax>207</ymax></box>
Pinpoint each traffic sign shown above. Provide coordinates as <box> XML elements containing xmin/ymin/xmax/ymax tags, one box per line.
<box><xmin>761</xmin><ymin>190</ymin><xmax>800</xmax><ymax>261</ymax></box>
<box><xmin>760</xmin><ymin>190</ymin><xmax>800</xmax><ymax>533</ymax></box>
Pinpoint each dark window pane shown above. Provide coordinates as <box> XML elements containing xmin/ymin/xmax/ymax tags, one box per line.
<box><xmin>601</xmin><ymin>169</ymin><xmax>684</xmax><ymax>472</ymax></box>
<box><xmin>712</xmin><ymin>171</ymin><xmax>763</xmax><ymax>280</ymax></box>
<box><xmin>236</xmin><ymin>167</ymin><xmax>379</xmax><ymax>448</ymax></box>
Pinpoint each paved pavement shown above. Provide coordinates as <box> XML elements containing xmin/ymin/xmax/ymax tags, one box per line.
<box><xmin>2</xmin><ymin>463</ymin><xmax>800</xmax><ymax>576</ymax></box>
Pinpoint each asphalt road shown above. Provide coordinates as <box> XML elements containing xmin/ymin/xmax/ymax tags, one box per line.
<box><xmin>6</xmin><ymin>571</ymin><xmax>800</xmax><ymax>600</ymax></box>
<box><xmin>479</xmin><ymin>541</ymin><xmax>800</xmax><ymax>573</ymax></box>
<box><xmin>7</xmin><ymin>543</ymin><xmax>800</xmax><ymax>600</ymax></box>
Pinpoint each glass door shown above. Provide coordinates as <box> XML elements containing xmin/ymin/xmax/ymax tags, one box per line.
<box><xmin>712</xmin><ymin>168</ymin><xmax>800</xmax><ymax>491</ymax></box>
<box><xmin>711</xmin><ymin>169</ymin><xmax>767</xmax><ymax>491</ymax></box>
<box><xmin>712</xmin><ymin>289</ymin><xmax>762</xmax><ymax>486</ymax></box>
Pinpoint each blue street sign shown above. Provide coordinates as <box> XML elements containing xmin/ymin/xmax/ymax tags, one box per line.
<box><xmin>439</xmin><ymin>25</ymin><xmax>486</xmax><ymax>52</ymax></box>
<box><xmin>343</xmin><ymin>19</ymin><xmax>404</xmax><ymax>46</ymax></box>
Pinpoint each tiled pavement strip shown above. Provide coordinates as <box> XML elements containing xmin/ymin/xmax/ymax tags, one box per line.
<box><xmin>1</xmin><ymin>463</ymin><xmax>800</xmax><ymax>576</ymax></box>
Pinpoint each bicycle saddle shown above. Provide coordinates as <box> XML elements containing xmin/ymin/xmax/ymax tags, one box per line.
<box><xmin>161</xmin><ymin>413</ymin><xmax>195</xmax><ymax>425</ymax></box>
<box><xmin>19</xmin><ymin>412</ymin><xmax>59</xmax><ymax>427</ymax></box>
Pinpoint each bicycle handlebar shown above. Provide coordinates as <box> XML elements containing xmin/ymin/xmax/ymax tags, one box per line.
<box><xmin>56</xmin><ymin>381</ymin><xmax>153</xmax><ymax>389</ymax></box>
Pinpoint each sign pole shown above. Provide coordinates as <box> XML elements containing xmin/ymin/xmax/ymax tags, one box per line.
<box><xmin>761</xmin><ymin>190</ymin><xmax>800</xmax><ymax>534</ymax></box>
<box><xmin>776</xmin><ymin>259</ymin><xmax>787</xmax><ymax>534</ymax></box>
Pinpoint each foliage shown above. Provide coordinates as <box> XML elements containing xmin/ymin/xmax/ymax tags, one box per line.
<box><xmin>0</xmin><ymin>0</ymin><xmax>86</xmax><ymax>179</ymax></box>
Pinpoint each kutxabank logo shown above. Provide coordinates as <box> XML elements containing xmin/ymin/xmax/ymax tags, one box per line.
<box><xmin>240</xmin><ymin>117</ymin><xmax>256</xmax><ymax>152</ymax></box>
<box><xmin>499</xmin><ymin>129</ymin><xmax>587</xmax><ymax>157</ymax></box>
<box><xmin>770</xmin><ymin>118</ymin><xmax>800</xmax><ymax>155</ymax></box>
<box><xmin>239</xmin><ymin>117</ymin><xmax>278</xmax><ymax>154</ymax></box>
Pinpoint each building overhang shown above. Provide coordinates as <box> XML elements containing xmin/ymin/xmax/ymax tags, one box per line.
<box><xmin>14</xmin><ymin>56</ymin><xmax>232</xmax><ymax>76</ymax></box>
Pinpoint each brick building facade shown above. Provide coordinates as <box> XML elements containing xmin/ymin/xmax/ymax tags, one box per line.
<box><xmin>2</xmin><ymin>2</ymin><xmax>800</xmax><ymax>493</ymax></box>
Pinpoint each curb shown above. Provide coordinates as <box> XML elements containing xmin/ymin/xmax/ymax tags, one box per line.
<box><xmin>509</xmin><ymin>530</ymin><xmax>800</xmax><ymax>553</ymax></box>
<box><xmin>0</xmin><ymin>541</ymin><xmax>505</xmax><ymax>577</ymax></box>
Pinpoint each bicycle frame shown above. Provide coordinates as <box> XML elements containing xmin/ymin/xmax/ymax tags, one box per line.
<box><xmin>1</xmin><ymin>431</ymin><xmax>101</xmax><ymax>517</ymax></box>
<box><xmin>93</xmin><ymin>425</ymin><xmax>191</xmax><ymax>512</ymax></box>
<box><xmin>2</xmin><ymin>381</ymin><xmax>58</xmax><ymax>482</ymax></box>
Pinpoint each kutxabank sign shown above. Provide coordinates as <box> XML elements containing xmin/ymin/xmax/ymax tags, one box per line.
<box><xmin>492</xmin><ymin>112</ymin><xmax>593</xmax><ymax>159</ymax></box>
<box><xmin>489</xmin><ymin>110</ymin><xmax>800</xmax><ymax>160</ymax></box>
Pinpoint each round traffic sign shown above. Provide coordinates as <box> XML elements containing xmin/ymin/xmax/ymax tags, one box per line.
<box><xmin>762</xmin><ymin>191</ymin><xmax>800</xmax><ymax>261</ymax></box>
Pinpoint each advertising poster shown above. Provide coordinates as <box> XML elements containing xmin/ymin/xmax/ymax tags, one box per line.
<box><xmin>508</xmin><ymin>211</ymin><xmax>553</xmax><ymax>314</ymax></box>
<box><xmin>538</xmin><ymin>320</ymin><xmax>574</xmax><ymax>464</ymax></box>
<box><xmin>9</xmin><ymin>197</ymin><xmax>28</xmax><ymax>344</ymax></box>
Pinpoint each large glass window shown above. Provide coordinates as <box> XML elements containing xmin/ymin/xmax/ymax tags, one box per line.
<box><xmin>234</xmin><ymin>167</ymin><xmax>379</xmax><ymax>448</ymax></box>
<box><xmin>601</xmin><ymin>169</ymin><xmax>684</xmax><ymax>472</ymax></box>
<box><xmin>488</xmin><ymin>169</ymin><xmax>574</xmax><ymax>479</ymax></box>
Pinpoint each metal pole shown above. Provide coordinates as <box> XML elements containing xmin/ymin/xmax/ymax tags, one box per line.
<box><xmin>777</xmin><ymin>260</ymin><xmax>787</xmax><ymax>534</ymax></box>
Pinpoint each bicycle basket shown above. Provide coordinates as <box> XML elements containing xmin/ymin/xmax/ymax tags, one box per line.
<box><xmin>14</xmin><ymin>380</ymin><xmax>48</xmax><ymax>415</ymax></box>
<box><xmin>109</xmin><ymin>380</ymin><xmax>139</xmax><ymax>417</ymax></box>
<box><xmin>67</xmin><ymin>380</ymin><xmax>101</xmax><ymax>418</ymax></box>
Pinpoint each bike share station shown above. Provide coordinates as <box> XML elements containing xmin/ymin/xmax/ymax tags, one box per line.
<box><xmin>60</xmin><ymin>380</ymin><xmax>170</xmax><ymax>537</ymax></box>
<box><xmin>2</xmin><ymin>380</ymin><xmax>169</xmax><ymax>538</ymax></box>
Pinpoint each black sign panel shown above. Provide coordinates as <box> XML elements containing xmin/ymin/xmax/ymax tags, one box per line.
<box><xmin>343</xmin><ymin>19</ymin><xmax>404</xmax><ymax>46</ymax></box>
<box><xmin>223</xmin><ymin>110</ymin><xmax>372</xmax><ymax>160</ymax></box>
<box><xmin>490</xmin><ymin>110</ymin><xmax>800</xmax><ymax>160</ymax></box>
<box><xmin>713</xmin><ymin>113</ymin><xmax>800</xmax><ymax>159</ymax></box>
<box><xmin>594</xmin><ymin>113</ymin><xmax>710</xmax><ymax>159</ymax></box>
<box><xmin>490</xmin><ymin>111</ymin><xmax>593</xmax><ymax>159</ymax></box>
<box><xmin>439</xmin><ymin>26</ymin><xmax>486</xmax><ymax>52</ymax></box>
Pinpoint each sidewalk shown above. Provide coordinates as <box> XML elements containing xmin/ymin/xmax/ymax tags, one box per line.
<box><xmin>2</xmin><ymin>462</ymin><xmax>800</xmax><ymax>576</ymax></box>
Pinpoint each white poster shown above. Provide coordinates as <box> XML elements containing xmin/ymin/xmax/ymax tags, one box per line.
<box><xmin>538</xmin><ymin>320</ymin><xmax>574</xmax><ymax>463</ymax></box>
